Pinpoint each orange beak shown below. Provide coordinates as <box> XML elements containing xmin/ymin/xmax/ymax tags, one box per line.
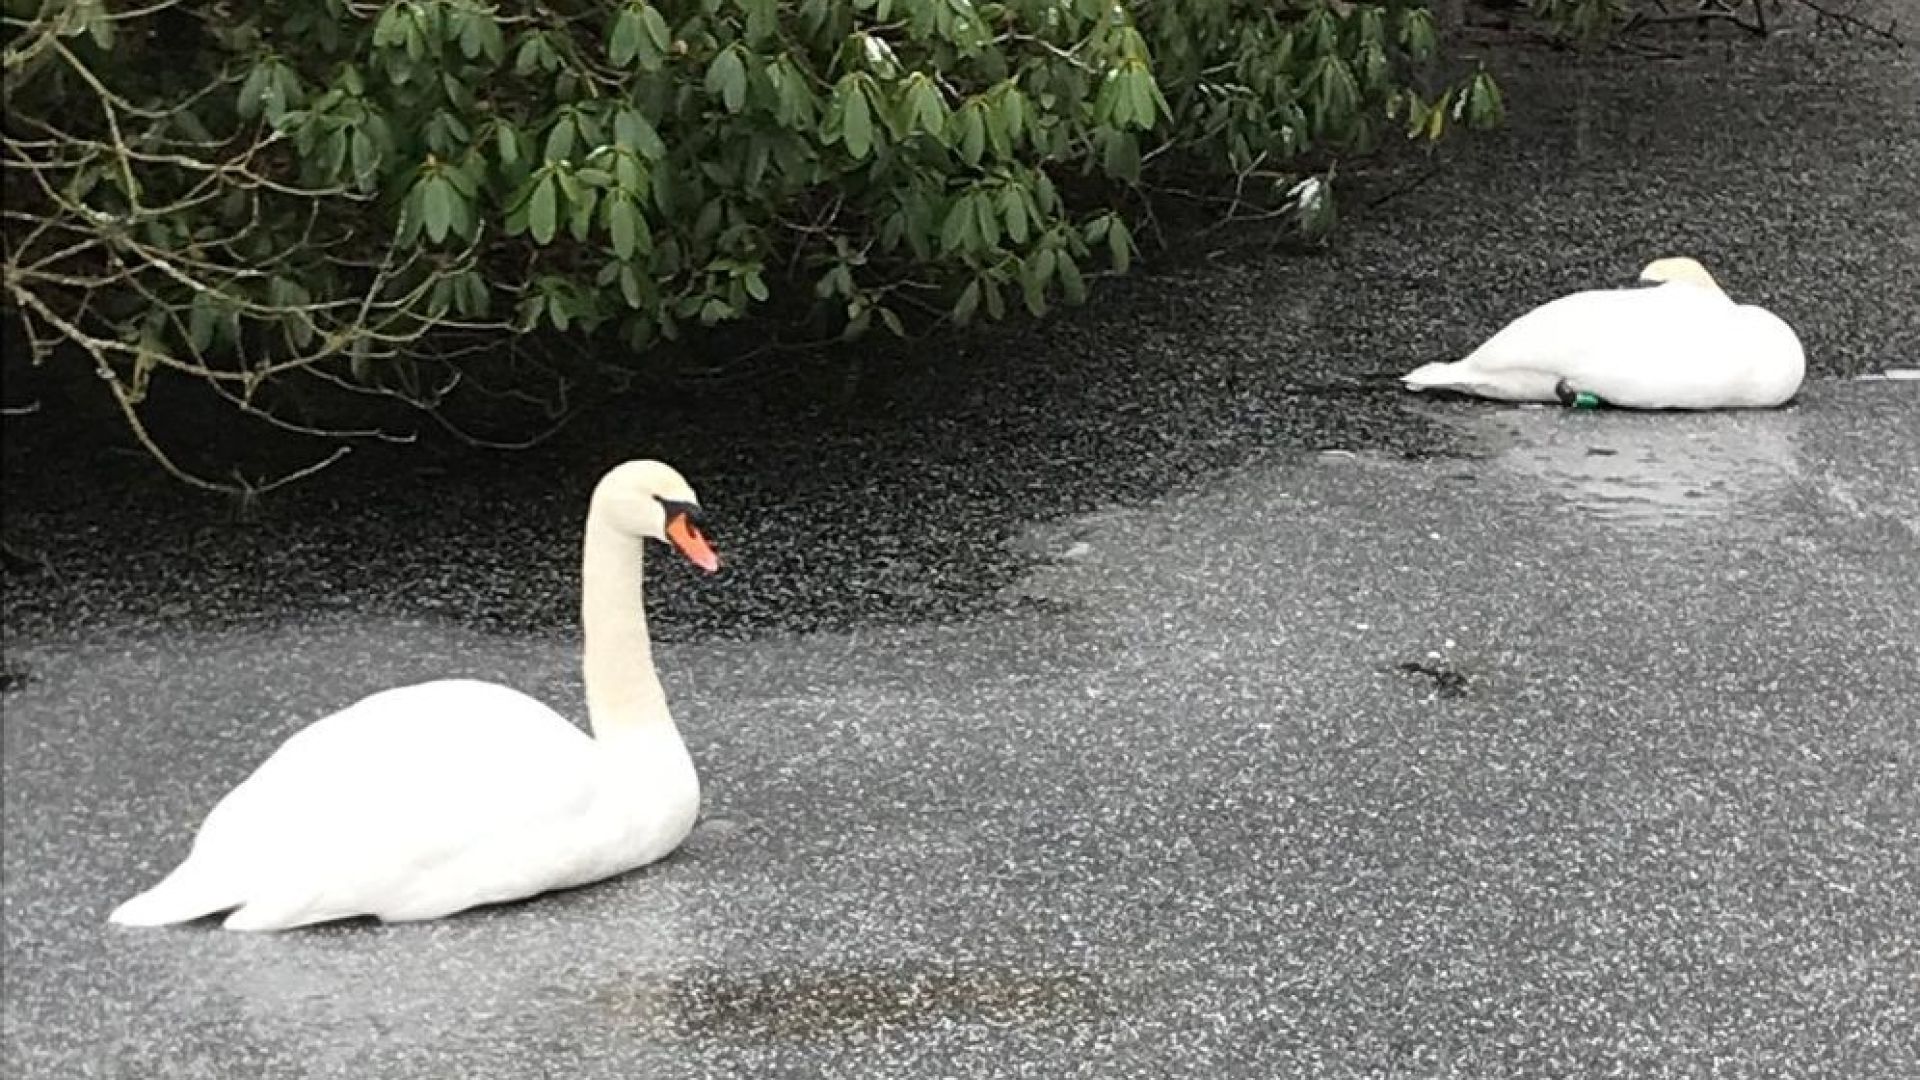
<box><xmin>665</xmin><ymin>510</ymin><xmax>720</xmax><ymax>573</ymax></box>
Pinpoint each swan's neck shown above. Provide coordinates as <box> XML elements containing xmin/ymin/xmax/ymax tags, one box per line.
<box><xmin>580</xmin><ymin>515</ymin><xmax>671</xmax><ymax>739</ymax></box>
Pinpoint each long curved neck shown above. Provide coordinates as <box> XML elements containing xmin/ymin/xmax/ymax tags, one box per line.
<box><xmin>580</xmin><ymin>512</ymin><xmax>671</xmax><ymax>739</ymax></box>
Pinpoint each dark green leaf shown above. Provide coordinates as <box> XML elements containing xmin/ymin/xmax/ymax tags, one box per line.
<box><xmin>1058</xmin><ymin>253</ymin><xmax>1086</xmax><ymax>303</ymax></box>
<box><xmin>349</xmin><ymin>129</ymin><xmax>378</xmax><ymax>190</ymax></box>
<box><xmin>514</xmin><ymin>34</ymin><xmax>539</xmax><ymax>75</ymax></box>
<box><xmin>982</xmin><ymin>277</ymin><xmax>1005</xmax><ymax>320</ymax></box>
<box><xmin>952</xmin><ymin>279</ymin><xmax>981</xmax><ymax>324</ymax></box>
<box><xmin>373</xmin><ymin>6</ymin><xmax>407</xmax><ymax>48</ymax></box>
<box><xmin>843</xmin><ymin>80</ymin><xmax>873</xmax><ymax>160</ymax></box>
<box><xmin>707</xmin><ymin>47</ymin><xmax>748</xmax><ymax>113</ymax></box>
<box><xmin>569</xmin><ymin>186</ymin><xmax>599</xmax><ymax>242</ymax></box>
<box><xmin>640</xmin><ymin>6</ymin><xmax>672</xmax><ymax>54</ymax></box>
<box><xmin>1102</xmin><ymin>131</ymin><xmax>1139</xmax><ymax>184</ymax></box>
<box><xmin>615</xmin><ymin>153</ymin><xmax>647</xmax><ymax>192</ymax></box>
<box><xmin>459</xmin><ymin>273</ymin><xmax>490</xmax><ymax>316</ymax></box>
<box><xmin>427</xmin><ymin>276</ymin><xmax>455</xmax><ymax>317</ymax></box>
<box><xmin>1125</xmin><ymin>69</ymin><xmax>1155</xmax><ymax>131</ymax></box>
<box><xmin>422</xmin><ymin>176</ymin><xmax>454</xmax><ymax>242</ymax></box>
<box><xmin>998</xmin><ymin>86</ymin><xmax>1026</xmax><ymax>145</ymax></box>
<box><xmin>1001</xmin><ymin>187</ymin><xmax>1028</xmax><ymax>245</ymax></box>
<box><xmin>1468</xmin><ymin>71</ymin><xmax>1505</xmax><ymax>129</ymax></box>
<box><xmin>1400</xmin><ymin>8</ymin><xmax>1436</xmax><ymax>59</ymax></box>
<box><xmin>84</xmin><ymin>2</ymin><xmax>112</xmax><ymax>48</ymax></box>
<box><xmin>609</xmin><ymin>195</ymin><xmax>638</xmax><ymax>259</ymax></box>
<box><xmin>516</xmin><ymin>295</ymin><xmax>545</xmax><ymax>331</ymax></box>
<box><xmin>955</xmin><ymin>103</ymin><xmax>985</xmax><ymax>165</ymax></box>
<box><xmin>745</xmin><ymin>138</ymin><xmax>770</xmax><ymax>187</ymax></box>
<box><xmin>1106</xmin><ymin>216</ymin><xmax>1132</xmax><ymax>274</ymax></box>
<box><xmin>1094</xmin><ymin>66</ymin><xmax>1125</xmax><ymax>128</ymax></box>
<box><xmin>442</xmin><ymin>161</ymin><xmax>479</xmax><ymax>198</ymax></box>
<box><xmin>187</xmin><ymin>296</ymin><xmax>215</xmax><ymax>353</ymax></box>
<box><xmin>615</xmin><ymin>108</ymin><xmax>668</xmax><ymax>161</ymax></box>
<box><xmin>908</xmin><ymin>75</ymin><xmax>948</xmax><ymax>140</ymax></box>
<box><xmin>545</xmin><ymin>115</ymin><xmax>577</xmax><ymax>163</ymax></box>
<box><xmin>692</xmin><ymin>198</ymin><xmax>721</xmax><ymax>244</ymax></box>
<box><xmin>1021</xmin><ymin>258</ymin><xmax>1047</xmax><ymax>317</ymax></box>
<box><xmin>467</xmin><ymin>15</ymin><xmax>504</xmax><ymax>62</ymax></box>
<box><xmin>610</xmin><ymin>7</ymin><xmax>642</xmax><ymax>67</ymax></box>
<box><xmin>529</xmin><ymin>175</ymin><xmax>558</xmax><ymax>243</ymax></box>
<box><xmin>770</xmin><ymin>58</ymin><xmax>815</xmax><ymax>127</ymax></box>
<box><xmin>984</xmin><ymin>97</ymin><xmax>1011</xmax><ymax>159</ymax></box>
<box><xmin>940</xmin><ymin>195</ymin><xmax>975</xmax><ymax>254</ymax></box>
<box><xmin>238</xmin><ymin>62</ymin><xmax>270</xmax><ymax>120</ymax></box>
<box><xmin>973</xmin><ymin>192</ymin><xmax>1000</xmax><ymax>248</ymax></box>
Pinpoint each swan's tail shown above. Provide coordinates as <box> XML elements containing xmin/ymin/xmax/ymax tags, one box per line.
<box><xmin>1399</xmin><ymin>360</ymin><xmax>1467</xmax><ymax>391</ymax></box>
<box><xmin>108</xmin><ymin>864</ymin><xmax>239</xmax><ymax>927</ymax></box>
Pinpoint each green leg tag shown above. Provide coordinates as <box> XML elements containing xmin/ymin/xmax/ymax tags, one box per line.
<box><xmin>1555</xmin><ymin>378</ymin><xmax>1603</xmax><ymax>410</ymax></box>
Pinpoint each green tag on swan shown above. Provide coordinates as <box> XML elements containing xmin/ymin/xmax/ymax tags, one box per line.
<box><xmin>1554</xmin><ymin>379</ymin><xmax>1603</xmax><ymax>410</ymax></box>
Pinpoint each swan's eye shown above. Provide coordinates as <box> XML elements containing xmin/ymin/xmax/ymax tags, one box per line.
<box><xmin>657</xmin><ymin>498</ymin><xmax>699</xmax><ymax>523</ymax></box>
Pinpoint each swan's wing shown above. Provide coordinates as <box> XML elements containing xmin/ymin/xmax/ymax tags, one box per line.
<box><xmin>1454</xmin><ymin>289</ymin><xmax>1627</xmax><ymax>374</ymax></box>
<box><xmin>1460</xmin><ymin>285</ymin><xmax>1736</xmax><ymax>381</ymax></box>
<box><xmin>1568</xmin><ymin>299</ymin><xmax>1804</xmax><ymax>409</ymax></box>
<box><xmin>186</xmin><ymin>680</ymin><xmax>600</xmax><ymax>900</ymax></box>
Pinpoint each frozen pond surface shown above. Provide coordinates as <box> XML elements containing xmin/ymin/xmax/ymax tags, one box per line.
<box><xmin>5</xmin><ymin>17</ymin><xmax>1918</xmax><ymax>1080</ymax></box>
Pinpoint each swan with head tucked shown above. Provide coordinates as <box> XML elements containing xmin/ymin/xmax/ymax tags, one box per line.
<box><xmin>108</xmin><ymin>459</ymin><xmax>720</xmax><ymax>931</ymax></box>
<box><xmin>1401</xmin><ymin>256</ymin><xmax>1805</xmax><ymax>409</ymax></box>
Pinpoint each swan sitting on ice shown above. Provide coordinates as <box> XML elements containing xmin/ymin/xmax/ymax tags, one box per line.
<box><xmin>1402</xmin><ymin>256</ymin><xmax>1805</xmax><ymax>409</ymax></box>
<box><xmin>110</xmin><ymin>459</ymin><xmax>720</xmax><ymax>931</ymax></box>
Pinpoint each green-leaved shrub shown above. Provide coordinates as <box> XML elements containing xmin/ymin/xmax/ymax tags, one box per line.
<box><xmin>4</xmin><ymin>0</ymin><xmax>1504</xmax><ymax>486</ymax></box>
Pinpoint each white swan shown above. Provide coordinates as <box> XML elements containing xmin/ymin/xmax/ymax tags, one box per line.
<box><xmin>109</xmin><ymin>459</ymin><xmax>720</xmax><ymax>932</ymax></box>
<box><xmin>1401</xmin><ymin>256</ymin><xmax>1806</xmax><ymax>409</ymax></box>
